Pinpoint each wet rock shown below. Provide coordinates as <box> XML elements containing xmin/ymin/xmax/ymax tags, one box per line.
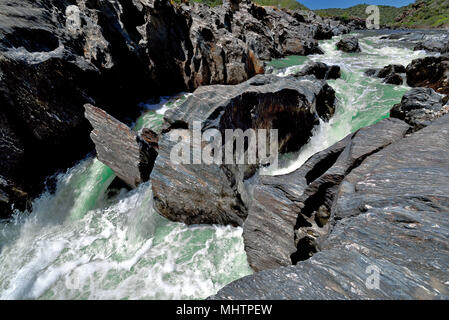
<box><xmin>365</xmin><ymin>64</ymin><xmax>405</xmax><ymax>85</ymax></box>
<box><xmin>336</xmin><ymin>37</ymin><xmax>361</xmax><ymax>53</ymax></box>
<box><xmin>390</xmin><ymin>88</ymin><xmax>449</xmax><ymax>132</ymax></box>
<box><xmin>293</xmin><ymin>62</ymin><xmax>341</xmax><ymax>80</ymax></box>
<box><xmin>212</xmin><ymin>114</ymin><xmax>449</xmax><ymax>299</ymax></box>
<box><xmin>151</xmin><ymin>74</ymin><xmax>337</xmax><ymax>226</ymax></box>
<box><xmin>383</xmin><ymin>73</ymin><xmax>403</xmax><ymax>85</ymax></box>
<box><xmin>377</xmin><ymin>64</ymin><xmax>406</xmax><ymax>77</ymax></box>
<box><xmin>243</xmin><ymin>118</ymin><xmax>410</xmax><ymax>271</ymax></box>
<box><xmin>84</xmin><ymin>104</ymin><xmax>158</xmax><ymax>189</ymax></box>
<box><xmin>406</xmin><ymin>55</ymin><xmax>449</xmax><ymax>95</ymax></box>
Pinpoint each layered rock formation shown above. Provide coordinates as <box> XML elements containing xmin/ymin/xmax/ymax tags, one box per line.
<box><xmin>150</xmin><ymin>74</ymin><xmax>337</xmax><ymax>226</ymax></box>
<box><xmin>84</xmin><ymin>104</ymin><xmax>158</xmax><ymax>188</ymax></box>
<box><xmin>212</xmin><ymin>113</ymin><xmax>449</xmax><ymax>299</ymax></box>
<box><xmin>243</xmin><ymin>118</ymin><xmax>410</xmax><ymax>271</ymax></box>
<box><xmin>0</xmin><ymin>0</ymin><xmax>352</xmax><ymax>217</ymax></box>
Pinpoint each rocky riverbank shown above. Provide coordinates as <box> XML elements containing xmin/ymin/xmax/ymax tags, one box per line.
<box><xmin>0</xmin><ymin>0</ymin><xmax>353</xmax><ymax>218</ymax></box>
<box><xmin>80</xmin><ymin>36</ymin><xmax>449</xmax><ymax>298</ymax></box>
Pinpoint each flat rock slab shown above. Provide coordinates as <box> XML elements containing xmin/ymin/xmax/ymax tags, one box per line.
<box><xmin>212</xmin><ymin>115</ymin><xmax>449</xmax><ymax>299</ymax></box>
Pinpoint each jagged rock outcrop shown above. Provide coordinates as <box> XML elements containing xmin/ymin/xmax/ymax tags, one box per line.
<box><xmin>150</xmin><ymin>74</ymin><xmax>337</xmax><ymax>226</ymax></box>
<box><xmin>84</xmin><ymin>104</ymin><xmax>158</xmax><ymax>188</ymax></box>
<box><xmin>211</xmin><ymin>114</ymin><xmax>449</xmax><ymax>299</ymax></box>
<box><xmin>406</xmin><ymin>55</ymin><xmax>449</xmax><ymax>95</ymax></box>
<box><xmin>0</xmin><ymin>0</ymin><xmax>352</xmax><ymax>217</ymax></box>
<box><xmin>292</xmin><ymin>62</ymin><xmax>341</xmax><ymax>80</ymax></box>
<box><xmin>390</xmin><ymin>88</ymin><xmax>449</xmax><ymax>132</ymax></box>
<box><xmin>365</xmin><ymin>64</ymin><xmax>405</xmax><ymax>85</ymax></box>
<box><xmin>336</xmin><ymin>37</ymin><xmax>361</xmax><ymax>53</ymax></box>
<box><xmin>243</xmin><ymin>118</ymin><xmax>410</xmax><ymax>271</ymax></box>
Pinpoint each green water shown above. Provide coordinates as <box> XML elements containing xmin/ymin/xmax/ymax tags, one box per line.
<box><xmin>267</xmin><ymin>55</ymin><xmax>309</xmax><ymax>69</ymax></box>
<box><xmin>0</xmin><ymin>32</ymin><xmax>427</xmax><ymax>299</ymax></box>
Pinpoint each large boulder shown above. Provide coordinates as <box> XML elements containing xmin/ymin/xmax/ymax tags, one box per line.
<box><xmin>212</xmin><ymin>114</ymin><xmax>449</xmax><ymax>299</ymax></box>
<box><xmin>84</xmin><ymin>104</ymin><xmax>158</xmax><ymax>188</ymax></box>
<box><xmin>390</xmin><ymin>88</ymin><xmax>449</xmax><ymax>132</ymax></box>
<box><xmin>150</xmin><ymin>74</ymin><xmax>337</xmax><ymax>226</ymax></box>
<box><xmin>406</xmin><ymin>55</ymin><xmax>449</xmax><ymax>95</ymax></box>
<box><xmin>336</xmin><ymin>37</ymin><xmax>361</xmax><ymax>53</ymax></box>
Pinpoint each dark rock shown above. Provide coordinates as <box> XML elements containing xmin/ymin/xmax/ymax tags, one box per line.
<box><xmin>365</xmin><ymin>64</ymin><xmax>405</xmax><ymax>85</ymax></box>
<box><xmin>383</xmin><ymin>73</ymin><xmax>403</xmax><ymax>85</ymax></box>
<box><xmin>293</xmin><ymin>62</ymin><xmax>341</xmax><ymax>80</ymax></box>
<box><xmin>243</xmin><ymin>118</ymin><xmax>410</xmax><ymax>271</ymax></box>
<box><xmin>212</xmin><ymin>115</ymin><xmax>449</xmax><ymax>299</ymax></box>
<box><xmin>84</xmin><ymin>104</ymin><xmax>158</xmax><ymax>188</ymax></box>
<box><xmin>390</xmin><ymin>88</ymin><xmax>449</xmax><ymax>132</ymax></box>
<box><xmin>406</xmin><ymin>55</ymin><xmax>449</xmax><ymax>95</ymax></box>
<box><xmin>336</xmin><ymin>37</ymin><xmax>361</xmax><ymax>53</ymax></box>
<box><xmin>377</xmin><ymin>64</ymin><xmax>406</xmax><ymax>78</ymax></box>
<box><xmin>151</xmin><ymin>74</ymin><xmax>337</xmax><ymax>226</ymax></box>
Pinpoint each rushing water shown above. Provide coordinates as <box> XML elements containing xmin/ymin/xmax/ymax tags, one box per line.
<box><xmin>271</xmin><ymin>32</ymin><xmax>426</xmax><ymax>174</ymax></box>
<box><xmin>0</xmin><ymin>31</ymin><xmax>428</xmax><ymax>299</ymax></box>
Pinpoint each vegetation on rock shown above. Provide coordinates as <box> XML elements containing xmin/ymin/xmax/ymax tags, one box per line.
<box><xmin>316</xmin><ymin>0</ymin><xmax>449</xmax><ymax>28</ymax></box>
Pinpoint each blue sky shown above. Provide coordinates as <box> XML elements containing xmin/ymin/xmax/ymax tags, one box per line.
<box><xmin>300</xmin><ymin>0</ymin><xmax>415</xmax><ymax>10</ymax></box>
